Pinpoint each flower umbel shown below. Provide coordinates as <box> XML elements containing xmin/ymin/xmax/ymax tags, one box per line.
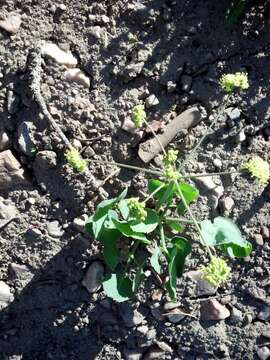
<box><xmin>163</xmin><ymin>149</ymin><xmax>178</xmax><ymax>166</ymax></box>
<box><xmin>127</xmin><ymin>197</ymin><xmax>147</xmax><ymax>222</ymax></box>
<box><xmin>65</xmin><ymin>148</ymin><xmax>87</xmax><ymax>172</ymax></box>
<box><xmin>131</xmin><ymin>104</ymin><xmax>146</xmax><ymax>127</ymax></box>
<box><xmin>201</xmin><ymin>257</ymin><xmax>231</xmax><ymax>287</ymax></box>
<box><xmin>163</xmin><ymin>165</ymin><xmax>180</xmax><ymax>181</ymax></box>
<box><xmin>220</xmin><ymin>72</ymin><xmax>249</xmax><ymax>93</ymax></box>
<box><xmin>241</xmin><ymin>156</ymin><xmax>270</xmax><ymax>185</ymax></box>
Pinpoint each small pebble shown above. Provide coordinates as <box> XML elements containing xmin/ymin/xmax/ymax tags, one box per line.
<box><xmin>47</xmin><ymin>221</ymin><xmax>64</xmax><ymax>238</ymax></box>
<box><xmin>41</xmin><ymin>42</ymin><xmax>77</xmax><ymax>67</ymax></box>
<box><xmin>226</xmin><ymin>107</ymin><xmax>241</xmax><ymax>121</ymax></box>
<box><xmin>220</xmin><ymin>196</ymin><xmax>235</xmax><ymax>213</ymax></box>
<box><xmin>261</xmin><ymin>226</ymin><xmax>270</xmax><ymax>240</ymax></box>
<box><xmin>181</xmin><ymin>75</ymin><xmax>192</xmax><ymax>92</ymax></box>
<box><xmin>0</xmin><ymin>130</ymin><xmax>10</xmax><ymax>151</ymax></box>
<box><xmin>254</xmin><ymin>234</ymin><xmax>264</xmax><ymax>246</ymax></box>
<box><xmin>213</xmin><ymin>158</ymin><xmax>222</xmax><ymax>169</ymax></box>
<box><xmin>200</xmin><ymin>299</ymin><xmax>230</xmax><ymax>320</ymax></box>
<box><xmin>236</xmin><ymin>130</ymin><xmax>246</xmax><ymax>143</ymax></box>
<box><xmin>145</xmin><ymin>94</ymin><xmax>159</xmax><ymax>108</ymax></box>
<box><xmin>82</xmin><ymin>261</ymin><xmax>104</xmax><ymax>293</ymax></box>
<box><xmin>64</xmin><ymin>68</ymin><xmax>90</xmax><ymax>88</ymax></box>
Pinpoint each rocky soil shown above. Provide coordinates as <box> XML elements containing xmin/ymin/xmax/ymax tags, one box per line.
<box><xmin>0</xmin><ymin>0</ymin><xmax>270</xmax><ymax>359</ymax></box>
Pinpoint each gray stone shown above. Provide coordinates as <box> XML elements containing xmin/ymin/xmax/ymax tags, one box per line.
<box><xmin>123</xmin><ymin>349</ymin><xmax>142</xmax><ymax>360</ymax></box>
<box><xmin>0</xmin><ymin>200</ymin><xmax>18</xmax><ymax>229</ymax></box>
<box><xmin>145</xmin><ymin>94</ymin><xmax>159</xmax><ymax>108</ymax></box>
<box><xmin>0</xmin><ymin>150</ymin><xmax>27</xmax><ymax>189</ymax></box>
<box><xmin>257</xmin><ymin>347</ymin><xmax>270</xmax><ymax>360</ymax></box>
<box><xmin>181</xmin><ymin>75</ymin><xmax>192</xmax><ymax>92</ymax></box>
<box><xmin>156</xmin><ymin>341</ymin><xmax>173</xmax><ymax>353</ymax></box>
<box><xmin>220</xmin><ymin>196</ymin><xmax>235</xmax><ymax>213</ymax></box>
<box><xmin>258</xmin><ymin>306</ymin><xmax>270</xmax><ymax>321</ymax></box>
<box><xmin>73</xmin><ymin>214</ymin><xmax>88</xmax><ymax>233</ymax></box>
<box><xmin>122</xmin><ymin>119</ymin><xmax>137</xmax><ymax>134</ymax></box>
<box><xmin>47</xmin><ymin>220</ymin><xmax>64</xmax><ymax>238</ymax></box>
<box><xmin>119</xmin><ymin>303</ymin><xmax>145</xmax><ymax>327</ymax></box>
<box><xmin>35</xmin><ymin>151</ymin><xmax>57</xmax><ymax>169</ymax></box>
<box><xmin>166</xmin><ymin>308</ymin><xmax>186</xmax><ymax>323</ymax></box>
<box><xmin>167</xmin><ymin>81</ymin><xmax>177</xmax><ymax>93</ymax></box>
<box><xmin>163</xmin><ymin>302</ymin><xmax>181</xmax><ymax>311</ymax></box>
<box><xmin>247</xmin><ymin>286</ymin><xmax>266</xmax><ymax>302</ymax></box>
<box><xmin>17</xmin><ymin>122</ymin><xmax>37</xmax><ymax>156</ymax></box>
<box><xmin>261</xmin><ymin>226</ymin><xmax>270</xmax><ymax>240</ymax></box>
<box><xmin>230</xmin><ymin>307</ymin><xmax>243</xmax><ymax>323</ymax></box>
<box><xmin>254</xmin><ymin>234</ymin><xmax>264</xmax><ymax>246</ymax></box>
<box><xmin>186</xmin><ymin>270</ymin><xmax>217</xmax><ymax>296</ymax></box>
<box><xmin>226</xmin><ymin>107</ymin><xmax>241</xmax><ymax>121</ymax></box>
<box><xmin>200</xmin><ymin>299</ymin><xmax>230</xmax><ymax>320</ymax></box>
<box><xmin>0</xmin><ymin>13</ymin><xmax>22</xmax><ymax>34</ymax></box>
<box><xmin>82</xmin><ymin>261</ymin><xmax>104</xmax><ymax>293</ymax></box>
<box><xmin>0</xmin><ymin>130</ymin><xmax>10</xmax><ymax>151</ymax></box>
<box><xmin>236</xmin><ymin>130</ymin><xmax>246</xmax><ymax>144</ymax></box>
<box><xmin>0</xmin><ymin>281</ymin><xmax>13</xmax><ymax>308</ymax></box>
<box><xmin>213</xmin><ymin>158</ymin><xmax>222</xmax><ymax>169</ymax></box>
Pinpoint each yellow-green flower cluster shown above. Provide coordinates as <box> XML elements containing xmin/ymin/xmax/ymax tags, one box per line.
<box><xmin>219</xmin><ymin>72</ymin><xmax>249</xmax><ymax>93</ymax></box>
<box><xmin>241</xmin><ymin>156</ymin><xmax>269</xmax><ymax>185</ymax></box>
<box><xmin>163</xmin><ymin>166</ymin><xmax>180</xmax><ymax>181</ymax></box>
<box><xmin>65</xmin><ymin>148</ymin><xmax>87</xmax><ymax>172</ymax></box>
<box><xmin>131</xmin><ymin>104</ymin><xmax>146</xmax><ymax>127</ymax></box>
<box><xmin>127</xmin><ymin>197</ymin><xmax>147</xmax><ymax>222</ymax></box>
<box><xmin>164</xmin><ymin>149</ymin><xmax>178</xmax><ymax>166</ymax></box>
<box><xmin>201</xmin><ymin>257</ymin><xmax>231</xmax><ymax>287</ymax></box>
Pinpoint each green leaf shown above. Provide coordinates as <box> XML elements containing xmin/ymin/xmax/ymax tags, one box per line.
<box><xmin>102</xmin><ymin>273</ymin><xmax>133</xmax><ymax>302</ymax></box>
<box><xmin>200</xmin><ymin>217</ymin><xmax>252</xmax><ymax>258</ymax></box>
<box><xmin>177</xmin><ymin>182</ymin><xmax>199</xmax><ymax>215</ymax></box>
<box><xmin>148</xmin><ymin>179</ymin><xmax>176</xmax><ymax>205</ymax></box>
<box><xmin>220</xmin><ymin>242</ymin><xmax>252</xmax><ymax>258</ymax></box>
<box><xmin>165</xmin><ymin>220</ymin><xmax>184</xmax><ymax>234</ymax></box>
<box><xmin>129</xmin><ymin>209</ymin><xmax>159</xmax><ymax>234</ymax></box>
<box><xmin>165</xmin><ymin>237</ymin><xmax>191</xmax><ymax>302</ymax></box>
<box><xmin>118</xmin><ymin>199</ymin><xmax>130</xmax><ymax>220</ymax></box>
<box><xmin>157</xmin><ymin>181</ymin><xmax>175</xmax><ymax>208</ymax></box>
<box><xmin>170</xmin><ymin>237</ymin><xmax>192</xmax><ymax>276</ymax></box>
<box><xmin>85</xmin><ymin>215</ymin><xmax>94</xmax><ymax>237</ymax></box>
<box><xmin>101</xmin><ymin>228</ymin><xmax>121</xmax><ymax>270</ymax></box>
<box><xmin>92</xmin><ymin>207</ymin><xmax>110</xmax><ymax>239</ymax></box>
<box><xmin>165</xmin><ymin>247</ymin><xmax>177</xmax><ymax>302</ymax></box>
<box><xmin>112</xmin><ymin>219</ymin><xmax>150</xmax><ymax>244</ymax></box>
<box><xmin>150</xmin><ymin>245</ymin><xmax>161</xmax><ymax>274</ymax></box>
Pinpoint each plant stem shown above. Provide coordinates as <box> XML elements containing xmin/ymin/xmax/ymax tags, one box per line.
<box><xmin>90</xmin><ymin>159</ymin><xmax>162</xmax><ymax>176</ymax></box>
<box><xmin>159</xmin><ymin>223</ymin><xmax>169</xmax><ymax>257</ymax></box>
<box><xmin>144</xmin><ymin>183</ymin><xmax>165</xmax><ymax>203</ymax></box>
<box><xmin>165</xmin><ymin>216</ymin><xmax>197</xmax><ymax>224</ymax></box>
<box><xmin>178</xmin><ymin>94</ymin><xmax>231</xmax><ymax>172</ymax></box>
<box><xmin>180</xmin><ymin>170</ymin><xmax>242</xmax><ymax>179</ymax></box>
<box><xmin>143</xmin><ymin>119</ymin><xmax>166</xmax><ymax>156</ymax></box>
<box><xmin>174</xmin><ymin>181</ymin><xmax>213</xmax><ymax>258</ymax></box>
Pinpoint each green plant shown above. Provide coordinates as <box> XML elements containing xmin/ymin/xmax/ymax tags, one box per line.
<box><xmin>226</xmin><ymin>0</ymin><xmax>247</xmax><ymax>24</ymax></box>
<box><xmin>84</xmin><ymin>72</ymin><xmax>268</xmax><ymax>302</ymax></box>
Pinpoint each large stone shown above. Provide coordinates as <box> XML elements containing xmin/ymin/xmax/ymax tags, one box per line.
<box><xmin>200</xmin><ymin>299</ymin><xmax>230</xmax><ymax>320</ymax></box>
<box><xmin>0</xmin><ymin>150</ymin><xmax>27</xmax><ymax>190</ymax></box>
<box><xmin>41</xmin><ymin>42</ymin><xmax>78</xmax><ymax>67</ymax></box>
<box><xmin>17</xmin><ymin>122</ymin><xmax>37</xmax><ymax>156</ymax></box>
<box><xmin>0</xmin><ymin>14</ymin><xmax>21</xmax><ymax>34</ymax></box>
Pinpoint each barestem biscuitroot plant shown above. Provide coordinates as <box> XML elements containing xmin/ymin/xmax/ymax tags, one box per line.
<box><xmin>66</xmin><ymin>72</ymin><xmax>270</xmax><ymax>302</ymax></box>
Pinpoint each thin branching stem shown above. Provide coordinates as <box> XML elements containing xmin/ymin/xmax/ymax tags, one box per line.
<box><xmin>165</xmin><ymin>216</ymin><xmax>197</xmax><ymax>224</ymax></box>
<box><xmin>144</xmin><ymin>183</ymin><xmax>165</xmax><ymax>203</ymax></box>
<box><xmin>174</xmin><ymin>181</ymin><xmax>213</xmax><ymax>258</ymax></box>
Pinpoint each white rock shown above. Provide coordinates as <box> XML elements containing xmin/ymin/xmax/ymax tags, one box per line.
<box><xmin>82</xmin><ymin>261</ymin><xmax>104</xmax><ymax>293</ymax></box>
<box><xmin>257</xmin><ymin>347</ymin><xmax>270</xmax><ymax>360</ymax></box>
<box><xmin>0</xmin><ymin>14</ymin><xmax>22</xmax><ymax>34</ymax></box>
<box><xmin>0</xmin><ymin>281</ymin><xmax>13</xmax><ymax>308</ymax></box>
<box><xmin>73</xmin><ymin>214</ymin><xmax>88</xmax><ymax>233</ymax></box>
<box><xmin>41</xmin><ymin>43</ymin><xmax>78</xmax><ymax>68</ymax></box>
<box><xmin>0</xmin><ymin>150</ymin><xmax>27</xmax><ymax>189</ymax></box>
<box><xmin>47</xmin><ymin>221</ymin><xmax>64</xmax><ymax>238</ymax></box>
<box><xmin>0</xmin><ymin>200</ymin><xmax>18</xmax><ymax>229</ymax></box>
<box><xmin>122</xmin><ymin>119</ymin><xmax>137</xmax><ymax>134</ymax></box>
<box><xmin>0</xmin><ymin>130</ymin><xmax>10</xmax><ymax>151</ymax></box>
<box><xmin>145</xmin><ymin>94</ymin><xmax>159</xmax><ymax>108</ymax></box>
<box><xmin>64</xmin><ymin>68</ymin><xmax>90</xmax><ymax>88</ymax></box>
<box><xmin>220</xmin><ymin>196</ymin><xmax>235</xmax><ymax>213</ymax></box>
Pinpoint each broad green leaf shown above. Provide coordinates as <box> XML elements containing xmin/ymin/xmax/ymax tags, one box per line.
<box><xmin>170</xmin><ymin>237</ymin><xmax>192</xmax><ymax>276</ymax></box>
<box><xmin>102</xmin><ymin>273</ymin><xmax>133</xmax><ymax>302</ymax></box>
<box><xmin>165</xmin><ymin>248</ymin><xmax>177</xmax><ymax>302</ymax></box>
<box><xmin>129</xmin><ymin>209</ymin><xmax>159</xmax><ymax>234</ymax></box>
<box><xmin>200</xmin><ymin>217</ymin><xmax>252</xmax><ymax>258</ymax></box>
<box><xmin>165</xmin><ymin>220</ymin><xmax>184</xmax><ymax>234</ymax></box>
<box><xmin>101</xmin><ymin>228</ymin><xmax>121</xmax><ymax>270</ymax></box>
<box><xmin>150</xmin><ymin>245</ymin><xmax>161</xmax><ymax>274</ymax></box>
<box><xmin>148</xmin><ymin>179</ymin><xmax>176</xmax><ymax>204</ymax></box>
<box><xmin>118</xmin><ymin>199</ymin><xmax>130</xmax><ymax>220</ymax></box>
<box><xmin>112</xmin><ymin>219</ymin><xmax>150</xmax><ymax>244</ymax></box>
<box><xmin>220</xmin><ymin>242</ymin><xmax>252</xmax><ymax>258</ymax></box>
<box><xmin>165</xmin><ymin>237</ymin><xmax>191</xmax><ymax>302</ymax></box>
<box><xmin>92</xmin><ymin>207</ymin><xmax>110</xmax><ymax>239</ymax></box>
<box><xmin>177</xmin><ymin>182</ymin><xmax>199</xmax><ymax>215</ymax></box>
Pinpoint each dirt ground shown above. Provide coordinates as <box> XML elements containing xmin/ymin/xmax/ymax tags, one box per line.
<box><xmin>0</xmin><ymin>1</ymin><xmax>270</xmax><ymax>359</ymax></box>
